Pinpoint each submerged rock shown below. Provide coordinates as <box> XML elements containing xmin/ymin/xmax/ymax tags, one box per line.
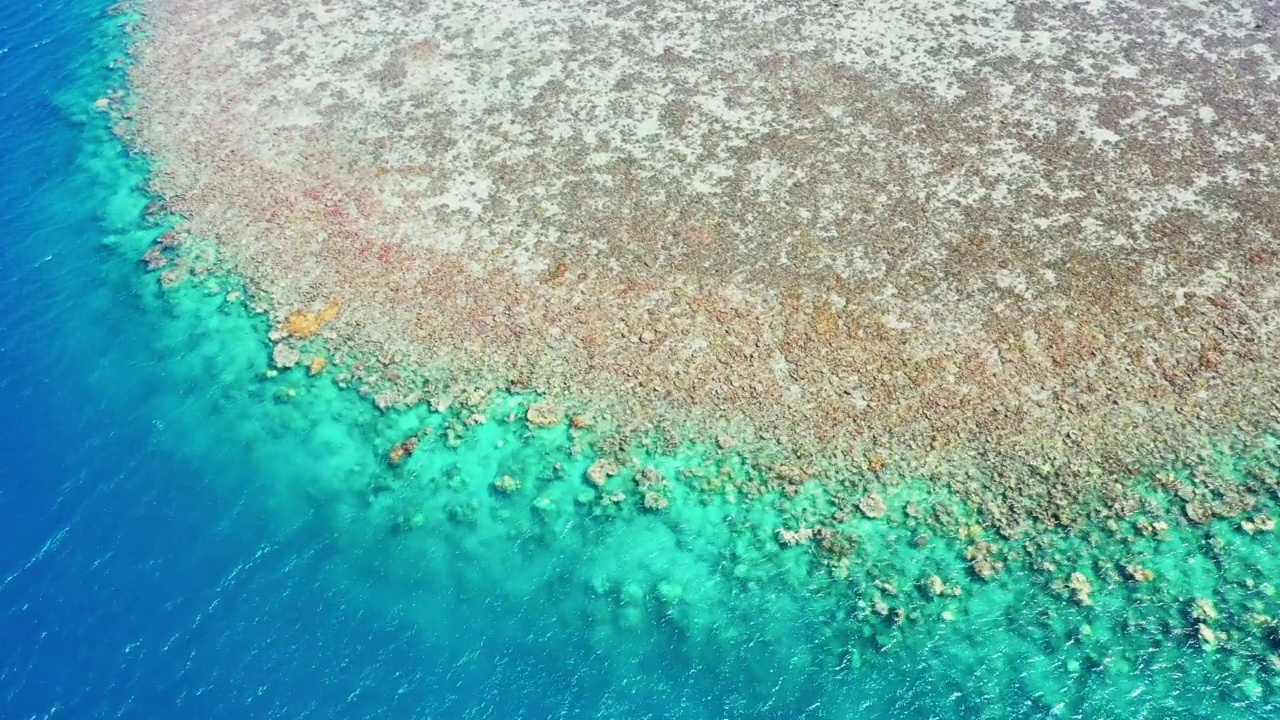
<box><xmin>1124</xmin><ymin>564</ymin><xmax>1155</xmax><ymax>583</ymax></box>
<box><xmin>585</xmin><ymin>458</ymin><xmax>619</xmax><ymax>487</ymax></box>
<box><xmin>388</xmin><ymin>436</ymin><xmax>419</xmax><ymax>466</ymax></box>
<box><xmin>641</xmin><ymin>492</ymin><xmax>670</xmax><ymax>512</ymax></box>
<box><xmin>965</xmin><ymin>540</ymin><xmax>1004</xmax><ymax>581</ymax></box>
<box><xmin>307</xmin><ymin>356</ymin><xmax>328</xmax><ymax>375</ymax></box>
<box><xmin>1068</xmin><ymin>572</ymin><xmax>1094</xmax><ymax>606</ymax></box>
<box><xmin>1193</xmin><ymin>598</ymin><xmax>1220</xmax><ymax>621</ymax></box>
<box><xmin>271</xmin><ymin>342</ymin><xmax>301</xmax><ymax>369</ymax></box>
<box><xmin>526</xmin><ymin>400</ymin><xmax>563</xmax><ymax>427</ymax></box>
<box><xmin>493</xmin><ymin>475</ymin><xmax>521</xmax><ymax>494</ymax></box>
<box><xmin>858</xmin><ymin>492</ymin><xmax>888</xmax><ymax>519</ymax></box>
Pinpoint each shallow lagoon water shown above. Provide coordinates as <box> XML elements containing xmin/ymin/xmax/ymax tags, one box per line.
<box><xmin>3</xmin><ymin>2</ymin><xmax>1280</xmax><ymax>718</ymax></box>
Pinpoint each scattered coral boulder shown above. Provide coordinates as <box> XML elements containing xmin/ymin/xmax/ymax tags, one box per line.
<box><xmin>641</xmin><ymin>492</ymin><xmax>670</xmax><ymax>512</ymax></box>
<box><xmin>1242</xmin><ymin>514</ymin><xmax>1276</xmax><ymax>534</ymax></box>
<box><xmin>493</xmin><ymin>475</ymin><xmax>521</xmax><ymax>494</ymax></box>
<box><xmin>814</xmin><ymin>527</ymin><xmax>856</xmax><ymax>559</ymax></box>
<box><xmin>1123</xmin><ymin>564</ymin><xmax>1155</xmax><ymax>583</ymax></box>
<box><xmin>858</xmin><ymin>492</ymin><xmax>888</xmax><ymax>519</ymax></box>
<box><xmin>308</xmin><ymin>356</ymin><xmax>328</xmax><ymax>376</ymax></box>
<box><xmin>141</xmin><ymin>246</ymin><xmax>169</xmax><ymax>270</ymax></box>
<box><xmin>776</xmin><ymin>526</ymin><xmax>815</xmax><ymax>548</ymax></box>
<box><xmin>271</xmin><ymin>342</ymin><xmax>302</xmax><ymax>369</ymax></box>
<box><xmin>924</xmin><ymin>575</ymin><xmax>962</xmax><ymax>597</ymax></box>
<box><xmin>599</xmin><ymin>490</ymin><xmax>627</xmax><ymax>507</ymax></box>
<box><xmin>1068</xmin><ymin>572</ymin><xmax>1094</xmax><ymax>606</ymax></box>
<box><xmin>585</xmin><ymin>458</ymin><xmax>619</xmax><ymax>487</ymax></box>
<box><xmin>1198</xmin><ymin>623</ymin><xmax>1219</xmax><ymax>646</ymax></box>
<box><xmin>1184</xmin><ymin>500</ymin><xmax>1213</xmax><ymax>525</ymax></box>
<box><xmin>635</xmin><ymin>467</ymin><xmax>670</xmax><ymax>492</ymax></box>
<box><xmin>926</xmin><ymin>575</ymin><xmax>948</xmax><ymax>597</ymax></box>
<box><xmin>526</xmin><ymin>400</ymin><xmax>563</xmax><ymax>427</ymax></box>
<box><xmin>965</xmin><ymin>540</ymin><xmax>1004</xmax><ymax>580</ymax></box>
<box><xmin>374</xmin><ymin>390</ymin><xmax>402</xmax><ymax>412</ymax></box>
<box><xmin>1193</xmin><ymin>598</ymin><xmax>1220</xmax><ymax>621</ymax></box>
<box><xmin>388</xmin><ymin>436</ymin><xmax>419</xmax><ymax>466</ymax></box>
<box><xmin>1136</xmin><ymin>519</ymin><xmax>1168</xmax><ymax>537</ymax></box>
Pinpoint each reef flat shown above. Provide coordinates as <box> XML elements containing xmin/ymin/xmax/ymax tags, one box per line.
<box><xmin>105</xmin><ymin>0</ymin><xmax>1280</xmax><ymax>714</ymax></box>
<box><xmin>127</xmin><ymin>0</ymin><xmax>1280</xmax><ymax>529</ymax></box>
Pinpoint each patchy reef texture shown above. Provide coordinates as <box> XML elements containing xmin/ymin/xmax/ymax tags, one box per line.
<box><xmin>129</xmin><ymin>0</ymin><xmax>1280</xmax><ymax>531</ymax></box>
<box><xmin>118</xmin><ymin>0</ymin><xmax>1280</xmax><ymax>707</ymax></box>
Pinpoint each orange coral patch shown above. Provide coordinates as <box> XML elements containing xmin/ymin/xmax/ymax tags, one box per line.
<box><xmin>282</xmin><ymin>298</ymin><xmax>342</xmax><ymax>339</ymax></box>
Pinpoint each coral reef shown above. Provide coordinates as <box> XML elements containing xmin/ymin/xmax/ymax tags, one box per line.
<box><xmin>525</xmin><ymin>400</ymin><xmax>563</xmax><ymax>428</ymax></box>
<box><xmin>271</xmin><ymin>342</ymin><xmax>300</xmax><ymax>370</ymax></box>
<box><xmin>128</xmin><ymin>0</ymin><xmax>1280</xmax><ymax>534</ymax></box>
<box><xmin>492</xmin><ymin>475</ymin><xmax>521</xmax><ymax>494</ymax></box>
<box><xmin>307</xmin><ymin>356</ymin><xmax>328</xmax><ymax>376</ymax></box>
<box><xmin>858</xmin><ymin>493</ymin><xmax>887</xmax><ymax>519</ymax></box>
<box><xmin>585</xmin><ymin>458</ymin><xmax>619</xmax><ymax>488</ymax></box>
<box><xmin>1067</xmin><ymin>572</ymin><xmax>1094</xmax><ymax>606</ymax></box>
<box><xmin>965</xmin><ymin>539</ymin><xmax>1003</xmax><ymax>581</ymax></box>
<box><xmin>281</xmin><ymin>299</ymin><xmax>340</xmax><ymax>340</ymax></box>
<box><xmin>640</xmin><ymin>492</ymin><xmax>670</xmax><ymax>513</ymax></box>
<box><xmin>388</xmin><ymin>435</ymin><xmax>419</xmax><ymax>466</ymax></box>
<box><xmin>123</xmin><ymin>0</ymin><xmax>1280</xmax><ymax>705</ymax></box>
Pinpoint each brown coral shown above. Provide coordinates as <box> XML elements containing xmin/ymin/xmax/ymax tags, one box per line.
<box><xmin>493</xmin><ymin>475</ymin><xmax>521</xmax><ymax>494</ymax></box>
<box><xmin>1123</xmin><ymin>564</ymin><xmax>1155</xmax><ymax>583</ymax></box>
<box><xmin>526</xmin><ymin>400</ymin><xmax>563</xmax><ymax>427</ymax></box>
<box><xmin>282</xmin><ymin>298</ymin><xmax>341</xmax><ymax>339</ymax></box>
<box><xmin>858</xmin><ymin>493</ymin><xmax>888</xmax><ymax>519</ymax></box>
<box><xmin>585</xmin><ymin>458</ymin><xmax>619</xmax><ymax>487</ymax></box>
<box><xmin>776</xmin><ymin>526</ymin><xmax>815</xmax><ymax>547</ymax></box>
<box><xmin>966</xmin><ymin>540</ymin><xmax>1004</xmax><ymax>581</ymax></box>
<box><xmin>1067</xmin><ymin>572</ymin><xmax>1094</xmax><ymax>606</ymax></box>
<box><xmin>271</xmin><ymin>342</ymin><xmax>302</xmax><ymax>369</ymax></box>
<box><xmin>388</xmin><ymin>436</ymin><xmax>419</xmax><ymax>466</ymax></box>
<box><xmin>641</xmin><ymin>492</ymin><xmax>670</xmax><ymax>512</ymax></box>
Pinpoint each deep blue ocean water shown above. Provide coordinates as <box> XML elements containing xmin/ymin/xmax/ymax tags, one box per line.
<box><xmin>0</xmin><ymin>5</ymin><xmax>395</xmax><ymax>717</ymax></box>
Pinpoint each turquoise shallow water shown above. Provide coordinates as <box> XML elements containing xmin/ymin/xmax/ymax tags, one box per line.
<box><xmin>3</xmin><ymin>2</ymin><xmax>1280</xmax><ymax>718</ymax></box>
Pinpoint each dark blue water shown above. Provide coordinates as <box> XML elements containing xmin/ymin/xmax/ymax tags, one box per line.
<box><xmin>1</xmin><ymin>7</ymin><xmax>363</xmax><ymax>719</ymax></box>
<box><xmin>0</xmin><ymin>5</ymin><xmax>516</xmax><ymax>718</ymax></box>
